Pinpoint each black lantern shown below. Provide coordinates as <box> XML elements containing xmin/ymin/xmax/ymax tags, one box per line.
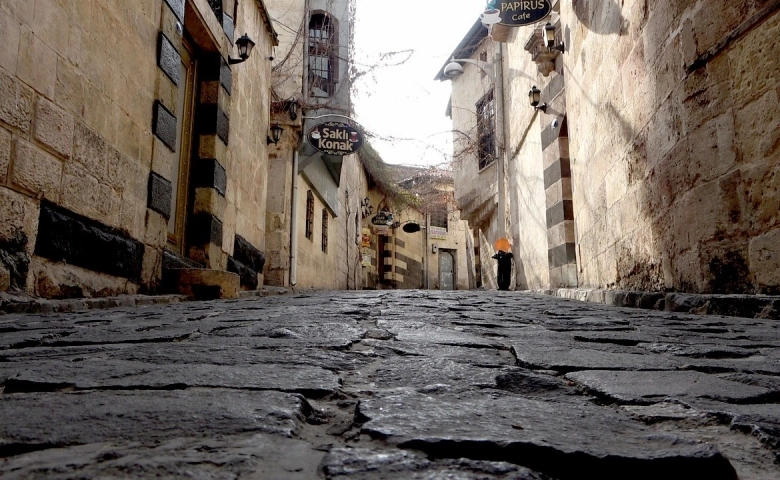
<box><xmin>268</xmin><ymin>123</ymin><xmax>284</xmax><ymax>145</ymax></box>
<box><xmin>544</xmin><ymin>23</ymin><xmax>565</xmax><ymax>53</ymax></box>
<box><xmin>529</xmin><ymin>86</ymin><xmax>547</xmax><ymax>112</ymax></box>
<box><xmin>229</xmin><ymin>33</ymin><xmax>256</xmax><ymax>64</ymax></box>
<box><xmin>529</xmin><ymin>86</ymin><xmax>541</xmax><ymax>106</ymax></box>
<box><xmin>287</xmin><ymin>98</ymin><xmax>299</xmax><ymax>121</ymax></box>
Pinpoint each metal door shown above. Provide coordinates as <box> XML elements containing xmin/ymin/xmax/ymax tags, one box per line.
<box><xmin>439</xmin><ymin>250</ymin><xmax>455</xmax><ymax>290</ymax></box>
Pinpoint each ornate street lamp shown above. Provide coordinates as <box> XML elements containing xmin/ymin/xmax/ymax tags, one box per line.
<box><xmin>267</xmin><ymin>123</ymin><xmax>284</xmax><ymax>145</ymax></box>
<box><xmin>228</xmin><ymin>33</ymin><xmax>256</xmax><ymax>65</ymax></box>
<box><xmin>529</xmin><ymin>85</ymin><xmax>547</xmax><ymax>112</ymax></box>
<box><xmin>544</xmin><ymin>23</ymin><xmax>565</xmax><ymax>53</ymax></box>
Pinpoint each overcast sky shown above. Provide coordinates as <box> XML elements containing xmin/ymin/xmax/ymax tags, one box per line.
<box><xmin>352</xmin><ymin>1</ymin><xmax>484</xmax><ymax>167</ymax></box>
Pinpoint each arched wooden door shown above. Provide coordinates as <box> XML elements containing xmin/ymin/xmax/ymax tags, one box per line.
<box><xmin>439</xmin><ymin>249</ymin><xmax>455</xmax><ymax>290</ymax></box>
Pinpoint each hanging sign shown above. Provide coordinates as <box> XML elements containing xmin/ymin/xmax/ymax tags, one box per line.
<box><xmin>485</xmin><ymin>1</ymin><xmax>552</xmax><ymax>27</ymax></box>
<box><xmin>307</xmin><ymin>122</ymin><xmax>364</xmax><ymax>156</ymax></box>
<box><xmin>371</xmin><ymin>211</ymin><xmax>393</xmax><ymax>226</ymax></box>
<box><xmin>361</xmin><ymin>228</ymin><xmax>372</xmax><ymax>247</ymax></box>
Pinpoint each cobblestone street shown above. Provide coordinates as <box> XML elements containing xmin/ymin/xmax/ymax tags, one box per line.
<box><xmin>0</xmin><ymin>290</ymin><xmax>779</xmax><ymax>479</ymax></box>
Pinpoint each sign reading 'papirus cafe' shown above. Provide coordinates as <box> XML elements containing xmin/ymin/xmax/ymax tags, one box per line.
<box><xmin>484</xmin><ymin>0</ymin><xmax>552</xmax><ymax>27</ymax></box>
<box><xmin>307</xmin><ymin>122</ymin><xmax>364</xmax><ymax>156</ymax></box>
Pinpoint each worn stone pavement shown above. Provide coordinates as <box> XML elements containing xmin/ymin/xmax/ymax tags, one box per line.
<box><xmin>0</xmin><ymin>290</ymin><xmax>778</xmax><ymax>479</ymax></box>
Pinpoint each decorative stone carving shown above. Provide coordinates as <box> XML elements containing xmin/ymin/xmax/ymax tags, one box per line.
<box><xmin>524</xmin><ymin>24</ymin><xmax>559</xmax><ymax>77</ymax></box>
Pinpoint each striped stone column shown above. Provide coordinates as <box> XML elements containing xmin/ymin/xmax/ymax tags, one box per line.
<box><xmin>540</xmin><ymin>76</ymin><xmax>577</xmax><ymax>287</ymax></box>
<box><xmin>189</xmin><ymin>53</ymin><xmax>232</xmax><ymax>270</ymax></box>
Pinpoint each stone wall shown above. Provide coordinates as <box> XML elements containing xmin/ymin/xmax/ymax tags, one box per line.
<box><xmin>0</xmin><ymin>0</ymin><xmax>277</xmax><ymax>298</ymax></box>
<box><xmin>222</xmin><ymin>0</ymin><xmax>277</xmax><ymax>287</ymax></box>
<box><xmin>0</xmin><ymin>0</ymin><xmax>161</xmax><ymax>296</ymax></box>
<box><xmin>503</xmin><ymin>28</ymin><xmax>551</xmax><ymax>290</ymax></box>
<box><xmin>449</xmin><ymin>40</ymin><xmax>500</xmax><ymax>232</ymax></box>
<box><xmin>562</xmin><ymin>0</ymin><xmax>780</xmax><ymax>294</ymax></box>
<box><xmin>292</xmin><ymin>153</ymin><xmax>365</xmax><ymax>289</ymax></box>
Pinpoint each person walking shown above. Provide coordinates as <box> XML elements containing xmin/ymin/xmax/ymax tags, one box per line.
<box><xmin>492</xmin><ymin>237</ymin><xmax>513</xmax><ymax>291</ymax></box>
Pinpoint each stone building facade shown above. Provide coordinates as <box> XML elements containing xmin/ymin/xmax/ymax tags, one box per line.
<box><xmin>262</xmin><ymin>0</ymin><xmax>370</xmax><ymax>290</ymax></box>
<box><xmin>359</xmin><ymin>166</ymin><xmax>474</xmax><ymax>291</ymax></box>
<box><xmin>0</xmin><ymin>0</ymin><xmax>278</xmax><ymax>298</ymax></box>
<box><xmin>440</xmin><ymin>0</ymin><xmax>779</xmax><ymax>295</ymax></box>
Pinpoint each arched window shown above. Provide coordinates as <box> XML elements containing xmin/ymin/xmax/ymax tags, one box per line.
<box><xmin>476</xmin><ymin>90</ymin><xmax>496</xmax><ymax>169</ymax></box>
<box><xmin>308</xmin><ymin>13</ymin><xmax>337</xmax><ymax>97</ymax></box>
<box><xmin>306</xmin><ymin>190</ymin><xmax>314</xmax><ymax>239</ymax></box>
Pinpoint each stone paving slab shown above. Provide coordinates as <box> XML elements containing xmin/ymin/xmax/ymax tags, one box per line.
<box><xmin>565</xmin><ymin>370</ymin><xmax>773</xmax><ymax>405</ymax></box>
<box><xmin>373</xmin><ymin>356</ymin><xmax>504</xmax><ymax>389</ymax></box>
<box><xmin>0</xmin><ymin>359</ymin><xmax>341</xmax><ymax>397</ymax></box>
<box><xmin>357</xmin><ymin>389</ymin><xmax>737</xmax><ymax>480</ymax></box>
<box><xmin>679</xmin><ymin>399</ymin><xmax>780</xmax><ymax>452</ymax></box>
<box><xmin>511</xmin><ymin>345</ymin><xmax>681</xmax><ymax>372</ymax></box>
<box><xmin>374</xmin><ymin>342</ymin><xmax>511</xmax><ymax>367</ymax></box>
<box><xmin>0</xmin><ymin>390</ymin><xmax>311</xmax><ymax>448</ymax></box>
<box><xmin>0</xmin><ymin>433</ymin><xmax>324</xmax><ymax>479</ymax></box>
<box><xmin>321</xmin><ymin>448</ymin><xmax>545</xmax><ymax>479</ymax></box>
<box><xmin>377</xmin><ymin>319</ymin><xmax>504</xmax><ymax>349</ymax></box>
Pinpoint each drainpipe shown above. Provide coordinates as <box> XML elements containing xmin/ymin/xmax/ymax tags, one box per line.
<box><xmin>289</xmin><ymin>151</ymin><xmax>299</xmax><ymax>286</ymax></box>
<box><xmin>495</xmin><ymin>44</ymin><xmax>507</xmax><ymax>239</ymax></box>
<box><xmin>291</xmin><ymin>0</ymin><xmax>309</xmax><ymax>287</ymax></box>
<box><xmin>424</xmin><ymin>213</ymin><xmax>430</xmax><ymax>289</ymax></box>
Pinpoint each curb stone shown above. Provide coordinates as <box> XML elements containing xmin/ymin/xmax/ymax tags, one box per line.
<box><xmin>526</xmin><ymin>288</ymin><xmax>780</xmax><ymax>320</ymax></box>
<box><xmin>0</xmin><ymin>287</ymin><xmax>296</xmax><ymax>315</ymax></box>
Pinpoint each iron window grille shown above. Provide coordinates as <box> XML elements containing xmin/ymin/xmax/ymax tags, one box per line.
<box><xmin>208</xmin><ymin>0</ymin><xmax>223</xmax><ymax>22</ymax></box>
<box><xmin>476</xmin><ymin>90</ymin><xmax>496</xmax><ymax>170</ymax></box>
<box><xmin>306</xmin><ymin>190</ymin><xmax>314</xmax><ymax>240</ymax></box>
<box><xmin>308</xmin><ymin>13</ymin><xmax>337</xmax><ymax>97</ymax></box>
<box><xmin>322</xmin><ymin>209</ymin><xmax>329</xmax><ymax>252</ymax></box>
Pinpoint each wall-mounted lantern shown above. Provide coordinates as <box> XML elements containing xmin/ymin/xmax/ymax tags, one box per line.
<box><xmin>529</xmin><ymin>86</ymin><xmax>547</xmax><ymax>113</ymax></box>
<box><xmin>544</xmin><ymin>23</ymin><xmax>565</xmax><ymax>53</ymax></box>
<box><xmin>286</xmin><ymin>98</ymin><xmax>300</xmax><ymax>121</ymax></box>
<box><xmin>443</xmin><ymin>57</ymin><xmax>493</xmax><ymax>80</ymax></box>
<box><xmin>523</xmin><ymin>25</ymin><xmax>558</xmax><ymax>76</ymax></box>
<box><xmin>360</xmin><ymin>198</ymin><xmax>374</xmax><ymax>218</ymax></box>
<box><xmin>228</xmin><ymin>33</ymin><xmax>256</xmax><ymax>65</ymax></box>
<box><xmin>267</xmin><ymin>123</ymin><xmax>283</xmax><ymax>145</ymax></box>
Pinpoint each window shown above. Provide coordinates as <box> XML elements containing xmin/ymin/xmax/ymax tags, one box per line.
<box><xmin>207</xmin><ymin>0</ymin><xmax>222</xmax><ymax>22</ymax></box>
<box><xmin>430</xmin><ymin>210</ymin><xmax>448</xmax><ymax>230</ymax></box>
<box><xmin>308</xmin><ymin>13</ymin><xmax>337</xmax><ymax>97</ymax></box>
<box><xmin>322</xmin><ymin>209</ymin><xmax>329</xmax><ymax>252</ymax></box>
<box><xmin>479</xmin><ymin>51</ymin><xmax>488</xmax><ymax>78</ymax></box>
<box><xmin>476</xmin><ymin>90</ymin><xmax>496</xmax><ymax>170</ymax></box>
<box><xmin>305</xmin><ymin>190</ymin><xmax>314</xmax><ymax>240</ymax></box>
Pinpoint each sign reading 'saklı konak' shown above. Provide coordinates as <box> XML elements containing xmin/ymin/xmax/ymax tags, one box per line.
<box><xmin>307</xmin><ymin>122</ymin><xmax>364</xmax><ymax>156</ymax></box>
<box><xmin>485</xmin><ymin>0</ymin><xmax>552</xmax><ymax>27</ymax></box>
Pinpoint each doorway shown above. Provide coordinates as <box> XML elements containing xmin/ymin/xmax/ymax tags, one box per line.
<box><xmin>167</xmin><ymin>38</ymin><xmax>197</xmax><ymax>254</ymax></box>
<box><xmin>439</xmin><ymin>249</ymin><xmax>456</xmax><ymax>290</ymax></box>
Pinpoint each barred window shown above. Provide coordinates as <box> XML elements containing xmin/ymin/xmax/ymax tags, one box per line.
<box><xmin>322</xmin><ymin>209</ymin><xmax>329</xmax><ymax>252</ymax></box>
<box><xmin>476</xmin><ymin>90</ymin><xmax>495</xmax><ymax>170</ymax></box>
<box><xmin>309</xmin><ymin>13</ymin><xmax>337</xmax><ymax>97</ymax></box>
<box><xmin>430</xmin><ymin>210</ymin><xmax>448</xmax><ymax>230</ymax></box>
<box><xmin>305</xmin><ymin>190</ymin><xmax>314</xmax><ymax>240</ymax></box>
